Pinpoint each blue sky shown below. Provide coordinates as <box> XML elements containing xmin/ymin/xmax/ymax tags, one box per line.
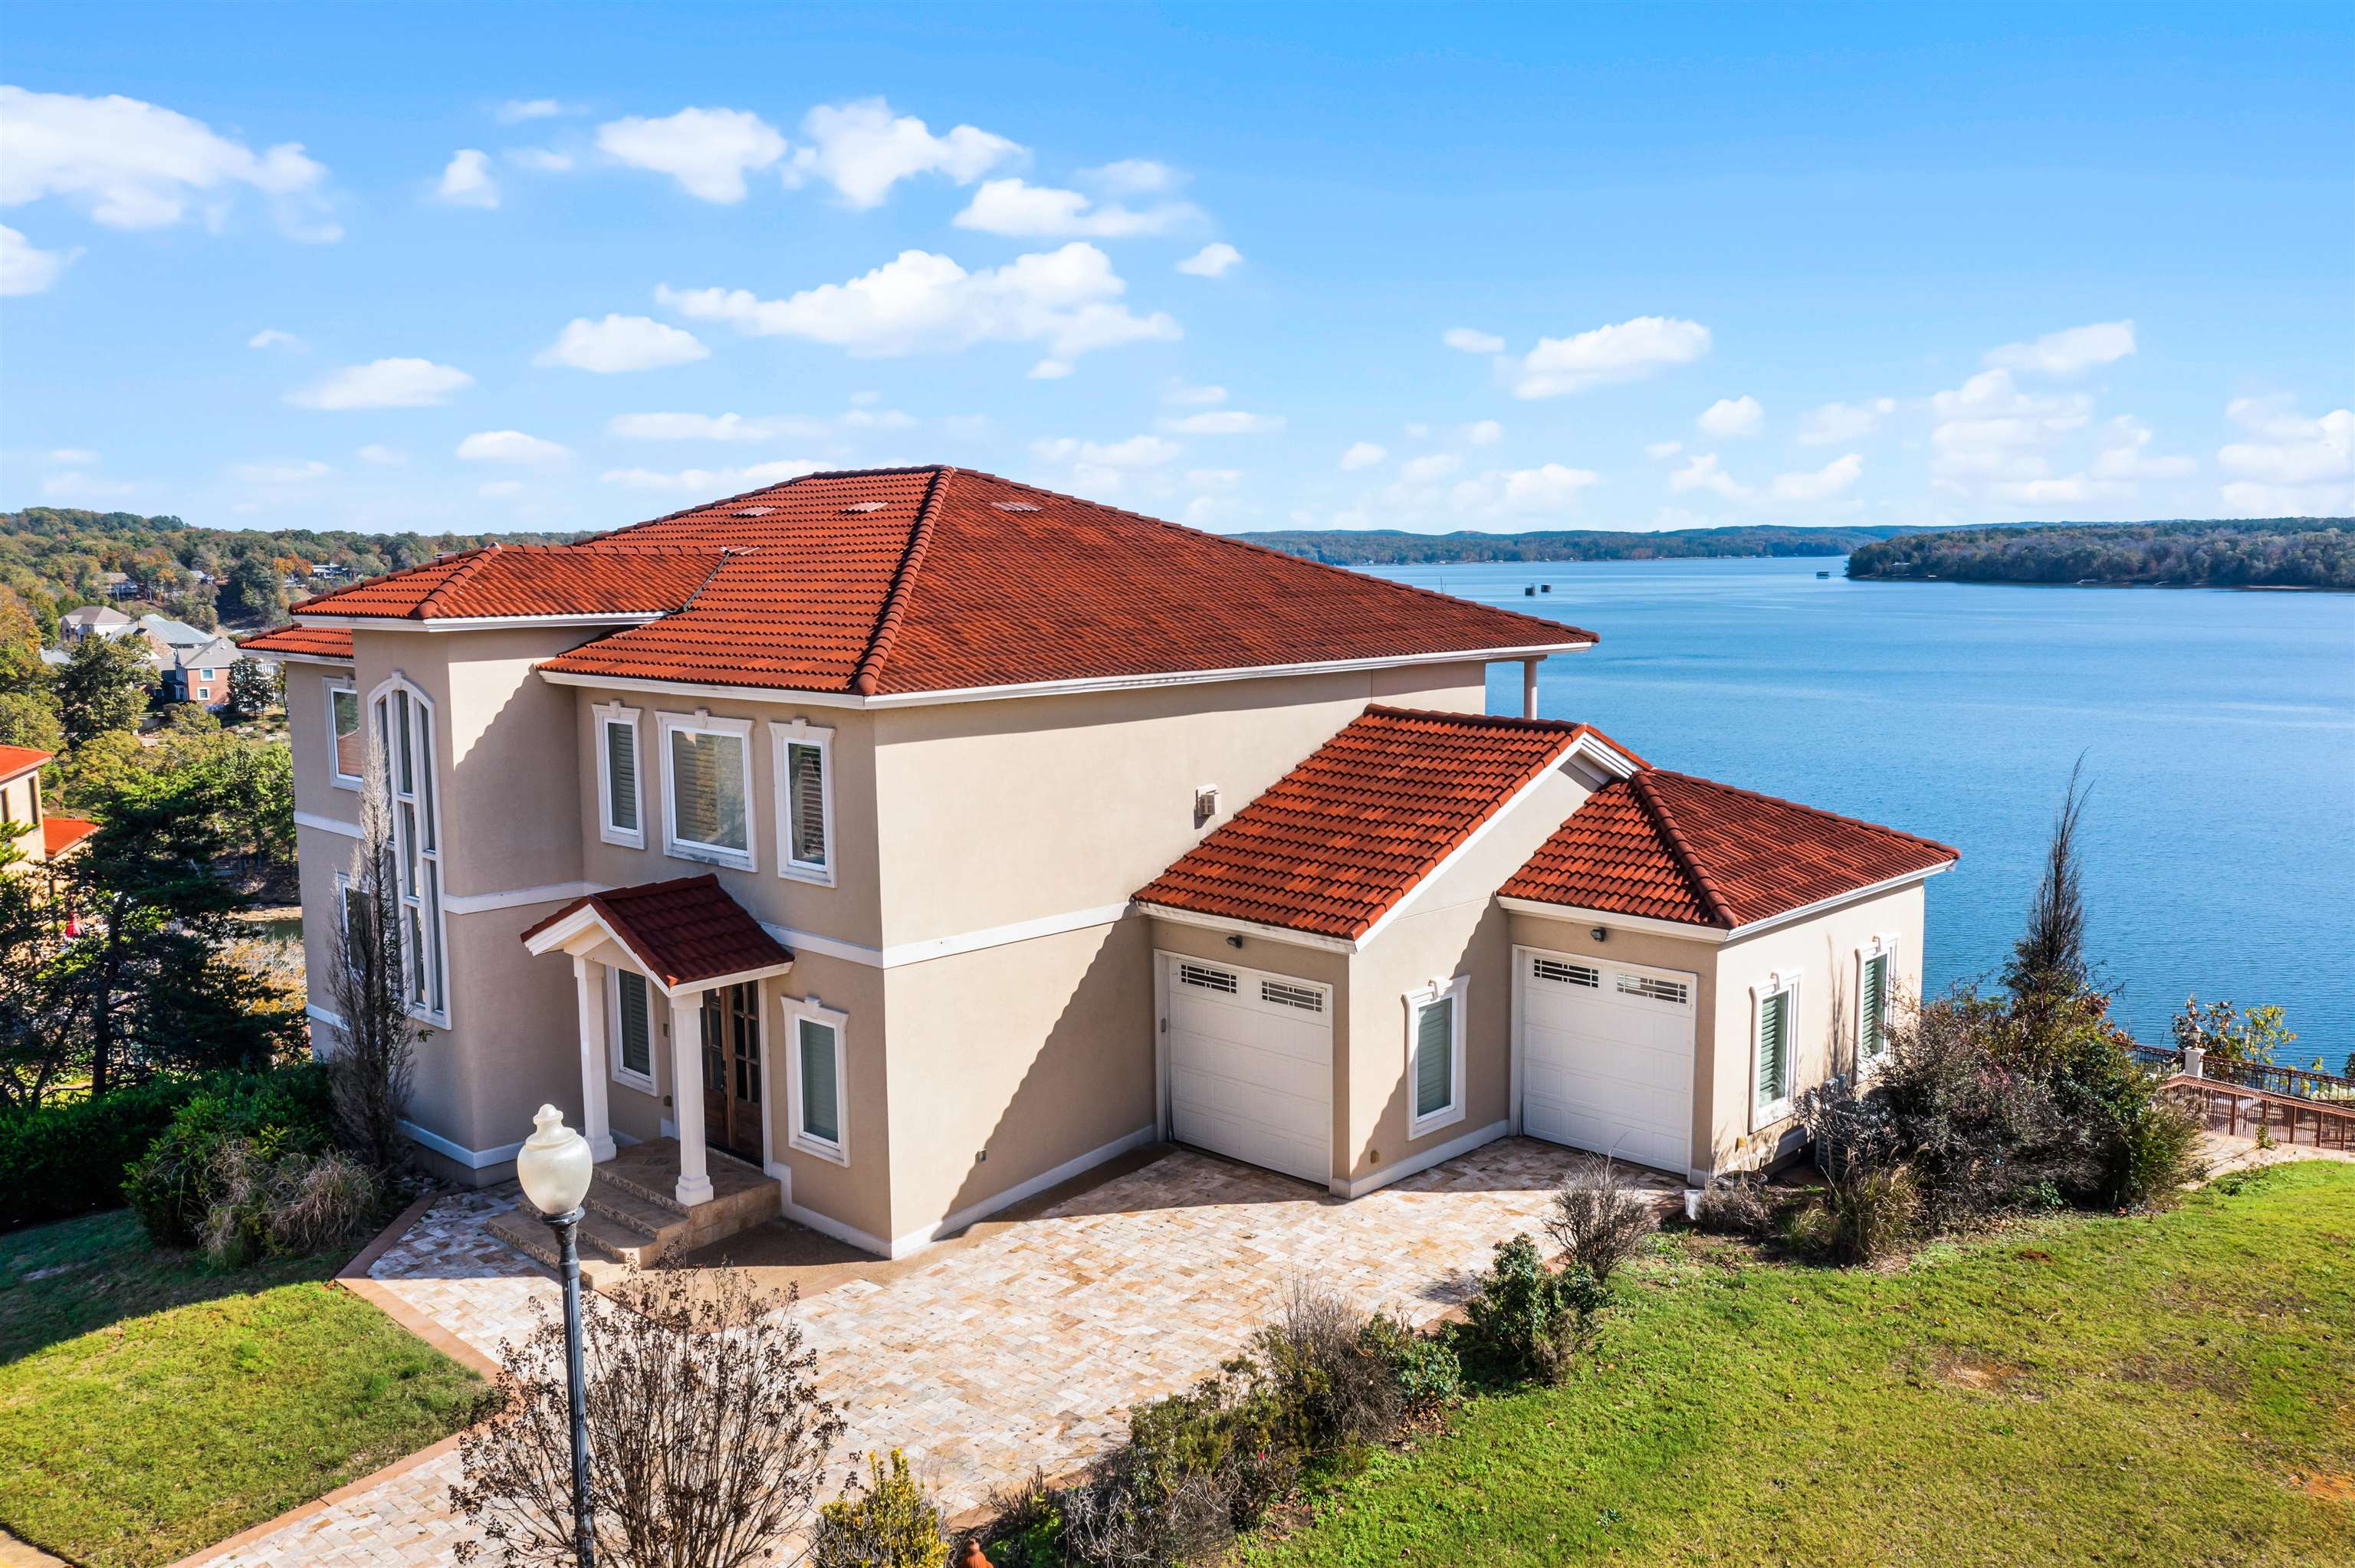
<box><xmin>2</xmin><ymin>2</ymin><xmax>2350</xmax><ymax>536</ymax></box>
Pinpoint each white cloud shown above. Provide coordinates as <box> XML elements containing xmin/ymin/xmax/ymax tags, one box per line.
<box><xmin>2216</xmin><ymin>398</ymin><xmax>2353</xmax><ymax>513</ymax></box>
<box><xmin>1464</xmin><ymin>419</ymin><xmax>1503</xmax><ymax>447</ymax></box>
<box><xmin>2090</xmin><ymin>417</ymin><xmax>2196</xmax><ymax>481</ymax></box>
<box><xmin>954</xmin><ymin>178</ymin><xmax>1197</xmax><ymax>238</ymax></box>
<box><xmin>599</xmin><ymin>459</ymin><xmax>826</xmax><ymax>492</ymax></box>
<box><xmin>457</xmin><ymin>429</ymin><xmax>570</xmax><ymax>465</ymax></box>
<box><xmin>1798</xmin><ymin>397</ymin><xmax>1896</xmax><ymax>444</ymax></box>
<box><xmin>478</xmin><ymin>480</ymin><xmax>525</xmax><ymax>499</ymax></box>
<box><xmin>840</xmin><ymin>405</ymin><xmax>914</xmax><ymax>430</ymax></box>
<box><xmin>1696</xmin><ymin>395</ymin><xmax>1763</xmax><ymax>438</ymax></box>
<box><xmin>1401</xmin><ymin>452</ymin><xmax>1463</xmax><ymax>484</ymax></box>
<box><xmin>435</xmin><ymin>149</ymin><xmax>498</xmax><ymax>208</ymax></box>
<box><xmin>1448</xmin><ymin>463</ymin><xmax>1601</xmax><ymax>517</ymax></box>
<box><xmin>0</xmin><ymin>225</ymin><xmax>74</xmax><ymax>295</ymax></box>
<box><xmin>45</xmin><ymin>448</ymin><xmax>98</xmax><ymax>464</ymax></box>
<box><xmin>1929</xmin><ymin>370</ymin><xmax>2093</xmax><ymax>482</ymax></box>
<box><xmin>1985</xmin><ymin>320</ymin><xmax>2136</xmax><ymax>376</ymax></box>
<box><xmin>506</xmin><ymin>146</ymin><xmax>575</xmax><ymax>173</ymax></box>
<box><xmin>1186</xmin><ymin>467</ymin><xmax>1241</xmax><ymax>488</ymax></box>
<box><xmin>42</xmin><ymin>471</ymin><xmax>138</xmax><ymax>500</ymax></box>
<box><xmin>1511</xmin><ymin>316</ymin><xmax>1711</xmax><ymax>399</ymax></box>
<box><xmin>246</xmin><ymin>326</ymin><xmax>304</xmax><ymax>350</ymax></box>
<box><xmin>1161</xmin><ymin>410</ymin><xmax>1283</xmax><ymax>435</ymax></box>
<box><xmin>1027</xmin><ymin>359</ymin><xmax>1075</xmax><ymax>379</ymax></box>
<box><xmin>1989</xmin><ymin>477</ymin><xmax>2115</xmax><ymax>505</ymax></box>
<box><xmin>1165</xmin><ymin>382</ymin><xmax>1226</xmax><ymax>406</ymax></box>
<box><xmin>1339</xmin><ymin>441</ymin><xmax>1387</xmax><ymax>471</ymax></box>
<box><xmin>1031</xmin><ymin>434</ymin><xmax>1180</xmax><ymax>469</ymax></box>
<box><xmin>496</xmin><ymin>99</ymin><xmax>569</xmax><ymax>124</ymax></box>
<box><xmin>596</xmin><ymin>107</ymin><xmax>787</xmax><ymax>203</ymax></box>
<box><xmin>1669</xmin><ymin>453</ymin><xmax>1750</xmax><ymax>500</ymax></box>
<box><xmin>291</xmin><ymin>357</ymin><xmax>472</xmax><ymax>409</ymax></box>
<box><xmin>1175</xmin><ymin>242</ymin><xmax>1241</xmax><ymax>278</ymax></box>
<box><xmin>1403</xmin><ymin>422</ymin><xmax>1430</xmax><ymax>439</ymax></box>
<box><xmin>1644</xmin><ymin>440</ymin><xmax>1683</xmax><ymax>461</ymax></box>
<box><xmin>231</xmin><ymin>458</ymin><xmax>333</xmax><ymax>485</ymax></box>
<box><xmin>1771</xmin><ymin>453</ymin><xmax>1864</xmax><ymax>501</ymax></box>
<box><xmin>535</xmin><ymin>313</ymin><xmax>708</xmax><ymax>372</ymax></box>
<box><xmin>0</xmin><ymin>87</ymin><xmax>338</xmax><ymax>240</ymax></box>
<box><xmin>786</xmin><ymin>98</ymin><xmax>1021</xmax><ymax>208</ymax></box>
<box><xmin>356</xmin><ymin>444</ymin><xmax>404</xmax><ymax>465</ymax></box>
<box><xmin>609</xmin><ymin>412</ymin><xmax>801</xmax><ymax>442</ymax></box>
<box><xmin>1442</xmin><ymin>327</ymin><xmax>1503</xmax><ymax>354</ymax></box>
<box><xmin>1083</xmin><ymin>159</ymin><xmax>1179</xmax><ymax>195</ymax></box>
<box><xmin>658</xmin><ymin>242</ymin><xmax>1179</xmax><ymax>363</ymax></box>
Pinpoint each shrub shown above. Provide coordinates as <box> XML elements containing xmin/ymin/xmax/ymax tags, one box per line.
<box><xmin>1544</xmin><ymin>1156</ymin><xmax>1660</xmax><ymax>1282</ymax></box>
<box><xmin>977</xmin><ymin>1471</ymin><xmax>1066</xmax><ymax>1568</ymax></box>
<box><xmin>812</xmin><ymin>1449</ymin><xmax>948</xmax><ymax>1568</ymax></box>
<box><xmin>2172</xmin><ymin>995</ymin><xmax>2296</xmax><ymax>1066</ymax></box>
<box><xmin>1453</xmin><ymin>1235</ymin><xmax>1604</xmax><ymax>1388</ymax></box>
<box><xmin>1691</xmin><ymin>1174</ymin><xmax>1774</xmax><ymax>1238</ymax></box>
<box><xmin>0</xmin><ymin>1075</ymin><xmax>205</xmax><ymax>1228</ymax></box>
<box><xmin>1059</xmin><ymin>1363</ymin><xmax>1292</xmax><ymax>1568</ymax></box>
<box><xmin>1817</xmin><ymin>1164</ymin><xmax>1920</xmax><ymax>1265</ymax></box>
<box><xmin>1358</xmin><ymin>1310</ymin><xmax>1462</xmax><ymax>1413</ymax></box>
<box><xmin>123</xmin><ymin>1064</ymin><xmax>333</xmax><ymax>1248</ymax></box>
<box><xmin>265</xmin><ymin>1147</ymin><xmax>387</xmax><ymax>1255</ymax></box>
<box><xmin>1249</xmin><ymin>1278</ymin><xmax>1402</xmax><ymax>1454</ymax></box>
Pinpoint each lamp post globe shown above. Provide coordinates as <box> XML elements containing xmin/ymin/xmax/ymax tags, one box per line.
<box><xmin>518</xmin><ymin>1104</ymin><xmax>597</xmax><ymax>1566</ymax></box>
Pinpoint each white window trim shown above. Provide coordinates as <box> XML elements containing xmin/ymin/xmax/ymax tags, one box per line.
<box><xmin>1404</xmin><ymin>974</ymin><xmax>1470</xmax><ymax>1140</ymax></box>
<box><xmin>1752</xmin><ymin>969</ymin><xmax>1802</xmax><ymax>1130</ymax></box>
<box><xmin>657</xmin><ymin>710</ymin><xmax>757</xmax><ymax>871</ymax></box>
<box><xmin>770</xmin><ymin>718</ymin><xmax>836</xmax><ymax>887</ymax></box>
<box><xmin>607</xmin><ymin>966</ymin><xmax>659</xmax><ymax>1094</ymax></box>
<box><xmin>1854</xmin><ymin>936</ymin><xmax>1898</xmax><ymax>1074</ymax></box>
<box><xmin>783</xmin><ymin>993</ymin><xmax>849</xmax><ymax>1164</ymax></box>
<box><xmin>595</xmin><ymin>703</ymin><xmax>645</xmax><ymax>850</ymax></box>
<box><xmin>369</xmin><ymin>674</ymin><xmax>450</xmax><ymax>1029</ymax></box>
<box><xmin>326</xmin><ymin>678</ymin><xmax>361</xmax><ymax>790</ymax></box>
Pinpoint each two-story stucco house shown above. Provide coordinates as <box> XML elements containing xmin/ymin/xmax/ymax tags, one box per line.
<box><xmin>246</xmin><ymin>466</ymin><xmax>1956</xmax><ymax>1265</ymax></box>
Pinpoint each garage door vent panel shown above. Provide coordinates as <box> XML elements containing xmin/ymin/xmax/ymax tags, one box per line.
<box><xmin>1615</xmin><ymin>973</ymin><xmax>1690</xmax><ymax>1005</ymax></box>
<box><xmin>1260</xmin><ymin>979</ymin><xmax>1325</xmax><ymax>1013</ymax></box>
<box><xmin>1532</xmin><ymin>956</ymin><xmax>1601</xmax><ymax>988</ymax></box>
<box><xmin>1177</xmin><ymin>963</ymin><xmax>1240</xmax><ymax>995</ymax></box>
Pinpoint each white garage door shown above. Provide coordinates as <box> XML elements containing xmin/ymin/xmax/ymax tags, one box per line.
<box><xmin>1518</xmin><ymin>949</ymin><xmax>1696</xmax><ymax>1176</ymax></box>
<box><xmin>1161</xmin><ymin>953</ymin><xmax>1331</xmax><ymax>1186</ymax></box>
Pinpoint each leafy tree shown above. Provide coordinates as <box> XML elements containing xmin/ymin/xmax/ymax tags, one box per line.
<box><xmin>2171</xmin><ymin>996</ymin><xmax>2298</xmax><ymax>1066</ymax></box>
<box><xmin>225</xmin><ymin>655</ymin><xmax>276</xmax><ymax>721</ymax></box>
<box><xmin>2005</xmin><ymin>758</ymin><xmax>2091</xmax><ymax>1001</ymax></box>
<box><xmin>54</xmin><ymin>629</ymin><xmax>153</xmax><ymax>746</ymax></box>
<box><xmin>218</xmin><ymin>549</ymin><xmax>287</xmax><ymax>626</ymax></box>
<box><xmin>58</xmin><ymin>730</ymin><xmax>150</xmax><ymax>809</ymax></box>
<box><xmin>0</xmin><ymin>692</ymin><xmax>64</xmax><ymax>756</ymax></box>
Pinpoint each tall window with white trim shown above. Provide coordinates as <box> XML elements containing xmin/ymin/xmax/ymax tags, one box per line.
<box><xmin>1405</xmin><ymin>976</ymin><xmax>1468</xmax><ymax>1137</ymax></box>
<box><xmin>373</xmin><ymin>681</ymin><xmax>447</xmax><ymax>1025</ymax></box>
<box><xmin>612</xmin><ymin>969</ymin><xmax>655</xmax><ymax>1087</ymax></box>
<box><xmin>327</xmin><ymin>681</ymin><xmax>362</xmax><ymax>787</ymax></box>
<box><xmin>1858</xmin><ymin>945</ymin><xmax>1893</xmax><ymax>1064</ymax></box>
<box><xmin>786</xmin><ymin>996</ymin><xmax>849</xmax><ymax>1163</ymax></box>
<box><xmin>660</xmin><ymin>712</ymin><xmax>754</xmax><ymax>869</ymax></box>
<box><xmin>1754</xmin><ymin>973</ymin><xmax>1800</xmax><ymax>1125</ymax></box>
<box><xmin>773</xmin><ymin>720</ymin><xmax>834</xmax><ymax>884</ymax></box>
<box><xmin>597</xmin><ymin>705</ymin><xmax>643</xmax><ymax>848</ymax></box>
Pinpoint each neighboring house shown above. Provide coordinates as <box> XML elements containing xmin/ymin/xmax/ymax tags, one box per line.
<box><xmin>100</xmin><ymin>571</ymin><xmax>140</xmax><ymax>600</ymax></box>
<box><xmin>248</xmin><ymin>465</ymin><xmax>1956</xmax><ymax>1265</ymax></box>
<box><xmin>58</xmin><ymin>605</ymin><xmax>133</xmax><ymax>641</ymax></box>
<box><xmin>137</xmin><ymin>612</ymin><xmax>212</xmax><ymax>651</ymax></box>
<box><xmin>159</xmin><ymin>636</ymin><xmax>241</xmax><ymax>707</ymax></box>
<box><xmin>0</xmin><ymin>746</ymin><xmax>98</xmax><ymax>868</ymax></box>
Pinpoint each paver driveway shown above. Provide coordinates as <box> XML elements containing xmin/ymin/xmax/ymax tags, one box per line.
<box><xmin>207</xmin><ymin>1137</ymin><xmax>1668</xmax><ymax>1564</ymax></box>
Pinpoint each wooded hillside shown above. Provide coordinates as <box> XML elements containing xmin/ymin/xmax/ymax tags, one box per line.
<box><xmin>1846</xmin><ymin>518</ymin><xmax>2354</xmax><ymax>589</ymax></box>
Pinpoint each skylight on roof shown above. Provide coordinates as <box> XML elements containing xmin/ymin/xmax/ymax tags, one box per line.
<box><xmin>991</xmin><ymin>500</ymin><xmax>1042</xmax><ymax>512</ymax></box>
<box><xmin>840</xmin><ymin>502</ymin><xmax>889</xmax><ymax>513</ymax></box>
<box><xmin>736</xmin><ymin>506</ymin><xmax>777</xmax><ymax>517</ymax></box>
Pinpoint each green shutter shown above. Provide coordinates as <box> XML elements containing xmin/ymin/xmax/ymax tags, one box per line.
<box><xmin>1861</xmin><ymin>954</ymin><xmax>1889</xmax><ymax>1058</ymax></box>
<box><xmin>606</xmin><ymin>722</ymin><xmax>638</xmax><ymax>833</ymax></box>
<box><xmin>799</xmin><ymin>1018</ymin><xmax>839</xmax><ymax>1144</ymax></box>
<box><xmin>616</xmin><ymin>972</ymin><xmax>652</xmax><ymax>1078</ymax></box>
<box><xmin>1415</xmin><ymin>996</ymin><xmax>1453</xmax><ymax>1118</ymax></box>
<box><xmin>1758</xmin><ymin>992</ymin><xmax>1788</xmax><ymax>1108</ymax></box>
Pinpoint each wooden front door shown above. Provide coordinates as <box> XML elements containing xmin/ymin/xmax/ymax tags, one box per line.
<box><xmin>699</xmin><ymin>983</ymin><xmax>765</xmax><ymax>1165</ymax></box>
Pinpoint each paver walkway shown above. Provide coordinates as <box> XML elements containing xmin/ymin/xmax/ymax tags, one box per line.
<box><xmin>207</xmin><ymin>1137</ymin><xmax>1663</xmax><ymax>1563</ymax></box>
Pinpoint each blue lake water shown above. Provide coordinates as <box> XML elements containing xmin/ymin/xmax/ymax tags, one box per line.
<box><xmin>1372</xmin><ymin>558</ymin><xmax>2355</xmax><ymax>1057</ymax></box>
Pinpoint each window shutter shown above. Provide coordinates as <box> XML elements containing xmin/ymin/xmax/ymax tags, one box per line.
<box><xmin>616</xmin><ymin>973</ymin><xmax>652</xmax><ymax>1078</ymax></box>
<box><xmin>787</xmin><ymin>742</ymin><xmax>826</xmax><ymax>866</ymax></box>
<box><xmin>1415</xmin><ymin>997</ymin><xmax>1453</xmax><ymax>1118</ymax></box>
<box><xmin>799</xmin><ymin>1019</ymin><xmax>839</xmax><ymax>1143</ymax></box>
<box><xmin>1758</xmin><ymin>992</ymin><xmax>1788</xmax><ymax>1107</ymax></box>
<box><xmin>607</xmin><ymin>723</ymin><xmax>638</xmax><ymax>833</ymax></box>
<box><xmin>1862</xmin><ymin>954</ymin><xmax>1888</xmax><ymax>1058</ymax></box>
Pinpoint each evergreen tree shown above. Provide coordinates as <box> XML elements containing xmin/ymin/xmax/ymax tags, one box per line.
<box><xmin>53</xmin><ymin>631</ymin><xmax>153</xmax><ymax>746</ymax></box>
<box><xmin>2005</xmin><ymin>758</ymin><xmax>2092</xmax><ymax>1001</ymax></box>
<box><xmin>225</xmin><ymin>655</ymin><xmax>276</xmax><ymax>721</ymax></box>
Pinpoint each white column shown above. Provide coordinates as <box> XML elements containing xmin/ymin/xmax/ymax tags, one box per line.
<box><xmin>669</xmin><ymin>989</ymin><xmax>714</xmax><ymax>1206</ymax></box>
<box><xmin>1522</xmin><ymin>657</ymin><xmax>1541</xmax><ymax>720</ymax></box>
<box><xmin>572</xmin><ymin>956</ymin><xmax>616</xmax><ymax>1163</ymax></box>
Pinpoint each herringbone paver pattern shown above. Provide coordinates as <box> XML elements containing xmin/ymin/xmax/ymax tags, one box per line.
<box><xmin>208</xmin><ymin>1138</ymin><xmax>1658</xmax><ymax>1563</ymax></box>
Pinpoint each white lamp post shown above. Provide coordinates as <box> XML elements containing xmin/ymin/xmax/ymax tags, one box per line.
<box><xmin>516</xmin><ymin>1104</ymin><xmax>596</xmax><ymax>1567</ymax></box>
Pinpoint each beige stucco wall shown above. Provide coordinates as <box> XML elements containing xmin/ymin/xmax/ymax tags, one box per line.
<box><xmin>3</xmin><ymin>769</ymin><xmax>44</xmax><ymax>862</ymax></box>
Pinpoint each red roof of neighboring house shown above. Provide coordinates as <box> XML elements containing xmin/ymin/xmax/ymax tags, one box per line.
<box><xmin>284</xmin><ymin>467</ymin><xmax>1589</xmax><ymax>698</ymax></box>
<box><xmin>1134</xmin><ymin>706</ymin><xmax>1640</xmax><ymax>941</ymax></box>
<box><xmin>293</xmin><ymin>543</ymin><xmax>731</xmax><ymax>623</ymax></box>
<box><xmin>41</xmin><ymin>815</ymin><xmax>97</xmax><ymax>857</ymax></box>
<box><xmin>0</xmin><ymin>745</ymin><xmax>51</xmax><ymax>782</ymax></box>
<box><xmin>518</xmin><ymin>874</ymin><xmax>792</xmax><ymax>990</ymax></box>
<box><xmin>1501</xmin><ymin>769</ymin><xmax>1959</xmax><ymax>931</ymax></box>
<box><xmin>238</xmin><ymin>625</ymin><xmax>354</xmax><ymax>660</ymax></box>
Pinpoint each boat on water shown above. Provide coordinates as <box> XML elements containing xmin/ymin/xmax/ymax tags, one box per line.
<box><xmin>1817</xmin><ymin>570</ymin><xmax>1831</xmax><ymax>578</ymax></box>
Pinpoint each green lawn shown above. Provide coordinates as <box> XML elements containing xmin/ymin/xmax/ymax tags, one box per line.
<box><xmin>1243</xmin><ymin>1162</ymin><xmax>2355</xmax><ymax>1567</ymax></box>
<box><xmin>0</xmin><ymin>1210</ymin><xmax>481</xmax><ymax>1568</ymax></box>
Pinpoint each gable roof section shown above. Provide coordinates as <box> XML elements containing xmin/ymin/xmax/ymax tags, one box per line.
<box><xmin>482</xmin><ymin>466</ymin><xmax>1591</xmax><ymax>697</ymax></box>
<box><xmin>518</xmin><ymin>873</ymin><xmax>793</xmax><ymax>992</ymax></box>
<box><xmin>0</xmin><ymin>744</ymin><xmax>51</xmax><ymax>782</ymax></box>
<box><xmin>1134</xmin><ymin>705</ymin><xmax>1635</xmax><ymax>942</ymax></box>
<box><xmin>1502</xmin><ymin>769</ymin><xmax>1959</xmax><ymax>931</ymax></box>
<box><xmin>292</xmin><ymin>543</ymin><xmax>730</xmax><ymax>623</ymax></box>
<box><xmin>41</xmin><ymin>815</ymin><xmax>97</xmax><ymax>857</ymax></box>
<box><xmin>238</xmin><ymin>625</ymin><xmax>354</xmax><ymax>660</ymax></box>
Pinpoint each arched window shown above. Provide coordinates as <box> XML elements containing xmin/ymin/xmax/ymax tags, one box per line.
<box><xmin>371</xmin><ymin>676</ymin><xmax>448</xmax><ymax>1025</ymax></box>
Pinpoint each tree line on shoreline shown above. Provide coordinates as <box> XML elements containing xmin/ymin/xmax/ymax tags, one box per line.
<box><xmin>1847</xmin><ymin>517</ymin><xmax>2354</xmax><ymax>589</ymax></box>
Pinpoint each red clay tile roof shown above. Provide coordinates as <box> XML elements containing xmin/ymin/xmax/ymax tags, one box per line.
<box><xmin>293</xmin><ymin>543</ymin><xmax>729</xmax><ymax>622</ymax></box>
<box><xmin>1134</xmin><ymin>705</ymin><xmax>1636</xmax><ymax>941</ymax></box>
<box><xmin>1501</xmin><ymin>769</ymin><xmax>1959</xmax><ymax>930</ymax></box>
<box><xmin>40</xmin><ymin>815</ymin><xmax>97</xmax><ymax>857</ymax></box>
<box><xmin>518</xmin><ymin>873</ymin><xmax>792</xmax><ymax>989</ymax></box>
<box><xmin>238</xmin><ymin>625</ymin><xmax>354</xmax><ymax>660</ymax></box>
<box><xmin>0</xmin><ymin>745</ymin><xmax>51</xmax><ymax>782</ymax></box>
<box><xmin>442</xmin><ymin>465</ymin><xmax>1591</xmax><ymax>697</ymax></box>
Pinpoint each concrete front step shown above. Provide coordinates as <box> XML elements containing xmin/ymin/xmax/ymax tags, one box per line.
<box><xmin>486</xmin><ymin>1206</ymin><xmax>662</xmax><ymax>1271</ymax></box>
<box><xmin>483</xmin><ymin>1137</ymin><xmax>781</xmax><ymax>1275</ymax></box>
